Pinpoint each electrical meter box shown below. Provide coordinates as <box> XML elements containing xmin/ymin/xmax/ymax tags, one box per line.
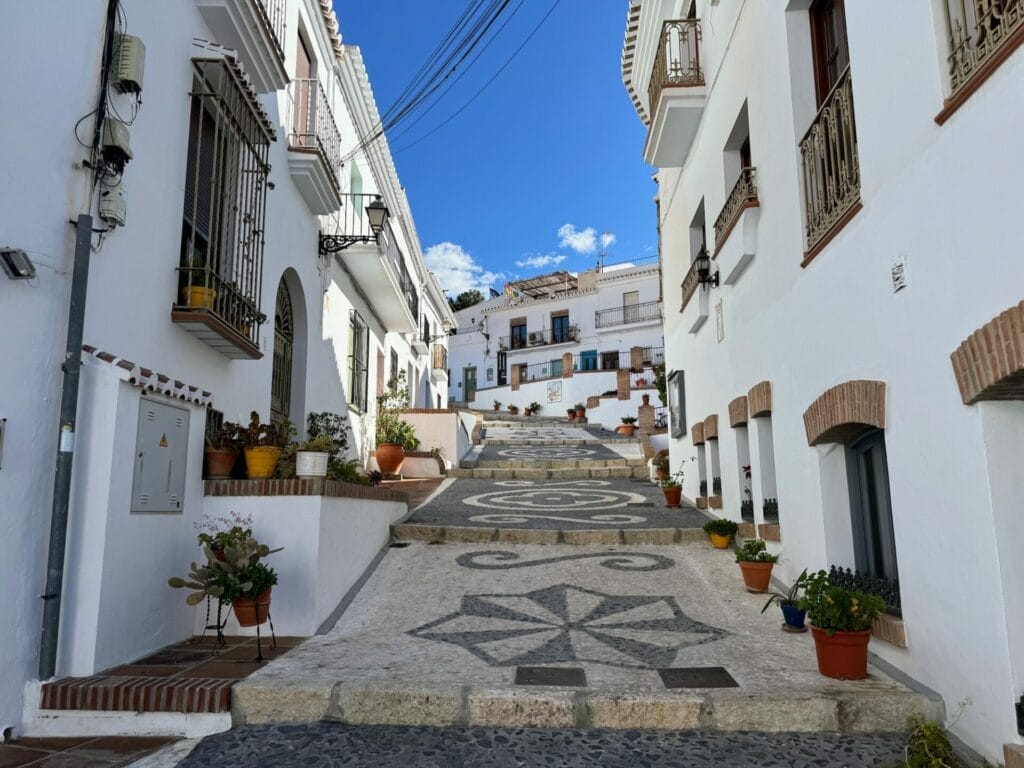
<box><xmin>131</xmin><ymin>398</ymin><xmax>189</xmax><ymax>513</ymax></box>
<box><xmin>113</xmin><ymin>34</ymin><xmax>145</xmax><ymax>93</ymax></box>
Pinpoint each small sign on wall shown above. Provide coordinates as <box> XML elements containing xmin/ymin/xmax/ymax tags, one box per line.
<box><xmin>546</xmin><ymin>380</ymin><xmax>562</xmax><ymax>403</ymax></box>
<box><xmin>715</xmin><ymin>300</ymin><xmax>724</xmax><ymax>343</ymax></box>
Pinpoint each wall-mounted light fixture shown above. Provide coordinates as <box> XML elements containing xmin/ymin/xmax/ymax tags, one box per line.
<box><xmin>1</xmin><ymin>248</ymin><xmax>35</xmax><ymax>280</ymax></box>
<box><xmin>319</xmin><ymin>196</ymin><xmax>390</xmax><ymax>255</ymax></box>
<box><xmin>694</xmin><ymin>249</ymin><xmax>718</xmax><ymax>289</ymax></box>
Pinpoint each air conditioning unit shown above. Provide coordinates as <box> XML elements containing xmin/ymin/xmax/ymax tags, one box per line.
<box><xmin>528</xmin><ymin>331</ymin><xmax>545</xmax><ymax>345</ymax></box>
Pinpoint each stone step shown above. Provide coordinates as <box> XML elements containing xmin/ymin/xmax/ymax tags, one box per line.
<box><xmin>391</xmin><ymin>524</ymin><xmax>705</xmax><ymax>545</ymax></box>
<box><xmin>461</xmin><ymin>458</ymin><xmax>646</xmax><ymax>470</ymax></box>
<box><xmin>482</xmin><ymin>438</ymin><xmax>638</xmax><ymax>446</ymax></box>
<box><xmin>448</xmin><ymin>466</ymin><xmax>650</xmax><ymax>480</ymax></box>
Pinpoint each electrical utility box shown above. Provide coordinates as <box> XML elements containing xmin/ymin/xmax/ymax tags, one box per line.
<box><xmin>113</xmin><ymin>34</ymin><xmax>145</xmax><ymax>94</ymax></box>
<box><xmin>131</xmin><ymin>398</ymin><xmax>189</xmax><ymax>513</ymax></box>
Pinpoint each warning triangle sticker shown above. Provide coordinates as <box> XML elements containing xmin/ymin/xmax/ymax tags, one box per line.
<box><xmin>159</xmin><ymin>433</ymin><xmax>168</xmax><ymax>447</ymax></box>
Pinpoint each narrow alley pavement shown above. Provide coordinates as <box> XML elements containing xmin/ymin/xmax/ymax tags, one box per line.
<box><xmin>174</xmin><ymin>415</ymin><xmax>938</xmax><ymax>766</ymax></box>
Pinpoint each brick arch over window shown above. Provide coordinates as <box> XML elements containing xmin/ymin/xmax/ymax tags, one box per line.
<box><xmin>729</xmin><ymin>396</ymin><xmax>748</xmax><ymax>427</ymax></box>
<box><xmin>803</xmin><ymin>380</ymin><xmax>886</xmax><ymax>446</ymax></box>
<box><xmin>748</xmin><ymin>380</ymin><xmax>772</xmax><ymax>417</ymax></box>
<box><xmin>950</xmin><ymin>301</ymin><xmax>1024</xmax><ymax>404</ymax></box>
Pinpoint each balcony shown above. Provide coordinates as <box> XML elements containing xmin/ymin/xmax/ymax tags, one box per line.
<box><xmin>679</xmin><ymin>254</ymin><xmax>710</xmax><ymax>334</ymax></box>
<box><xmin>595</xmin><ymin>300</ymin><xmax>662</xmax><ymax>329</ymax></box>
<box><xmin>172</xmin><ymin>265</ymin><xmax>264</xmax><ymax>359</ymax></box>
<box><xmin>713</xmin><ymin>167</ymin><xmax>760</xmax><ymax>284</ymax></box>
<box><xmin>430</xmin><ymin>344</ymin><xmax>448</xmax><ymax>384</ymax></box>
<box><xmin>644</xmin><ymin>19</ymin><xmax>706</xmax><ymax>168</ymax></box>
<box><xmin>945</xmin><ymin>0</ymin><xmax>1024</xmax><ymax>101</ymax></box>
<box><xmin>498</xmin><ymin>325</ymin><xmax>579</xmax><ymax>352</ymax></box>
<box><xmin>799</xmin><ymin>67</ymin><xmax>861</xmax><ymax>263</ymax></box>
<box><xmin>288</xmin><ymin>78</ymin><xmax>343</xmax><ymax>214</ymax></box>
<box><xmin>323</xmin><ymin>198</ymin><xmax>419</xmax><ymax>333</ymax></box>
<box><xmin>195</xmin><ymin>0</ymin><xmax>289</xmax><ymax>94</ymax></box>
<box><xmin>411</xmin><ymin>332</ymin><xmax>430</xmax><ymax>357</ymax></box>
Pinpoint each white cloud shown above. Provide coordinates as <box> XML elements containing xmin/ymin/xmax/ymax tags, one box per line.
<box><xmin>557</xmin><ymin>223</ymin><xmax>597</xmax><ymax>254</ymax></box>
<box><xmin>515</xmin><ymin>253</ymin><xmax>566</xmax><ymax>269</ymax></box>
<box><xmin>423</xmin><ymin>242</ymin><xmax>503</xmax><ymax>296</ymax></box>
<box><xmin>600</xmin><ymin>232</ymin><xmax>617</xmax><ymax>248</ymax></box>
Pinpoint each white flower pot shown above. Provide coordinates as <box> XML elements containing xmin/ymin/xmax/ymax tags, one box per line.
<box><xmin>295</xmin><ymin>451</ymin><xmax>329</xmax><ymax>478</ymax></box>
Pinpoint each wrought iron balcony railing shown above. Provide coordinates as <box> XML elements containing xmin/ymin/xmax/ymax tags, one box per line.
<box><xmin>762</xmin><ymin>498</ymin><xmax>779</xmax><ymax>522</ymax></box>
<box><xmin>256</xmin><ymin>0</ymin><xmax>287</xmax><ymax>63</ymax></box>
<box><xmin>289</xmin><ymin>78</ymin><xmax>343</xmax><ymax>194</ymax></box>
<box><xmin>699</xmin><ymin>479</ymin><xmax>708</xmax><ymax>497</ymax></box>
<box><xmin>714</xmin><ymin>167</ymin><xmax>759</xmax><ymax>249</ymax></box>
<box><xmin>595</xmin><ymin>300</ymin><xmax>662</xmax><ymax>328</ymax></box>
<box><xmin>648</xmin><ymin>19</ymin><xmax>704</xmax><ymax>116</ymax></box>
<box><xmin>945</xmin><ymin>0</ymin><xmax>1024</xmax><ymax>94</ymax></box>
<box><xmin>680</xmin><ymin>255</ymin><xmax>703</xmax><ymax>311</ymax></box>
<box><xmin>740</xmin><ymin>499</ymin><xmax>754</xmax><ymax>523</ymax></box>
<box><xmin>380</xmin><ymin>220</ymin><xmax>419</xmax><ymax>322</ymax></box>
<box><xmin>498</xmin><ymin>325</ymin><xmax>579</xmax><ymax>351</ymax></box>
<box><xmin>799</xmin><ymin>66</ymin><xmax>860</xmax><ymax>254</ymax></box>
<box><xmin>828</xmin><ymin>565</ymin><xmax>901</xmax><ymax>617</ymax></box>
<box><xmin>712</xmin><ymin>476</ymin><xmax>722</xmax><ymax>495</ymax></box>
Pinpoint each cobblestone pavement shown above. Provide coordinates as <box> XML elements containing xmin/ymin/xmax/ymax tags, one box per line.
<box><xmin>177</xmin><ymin>723</ymin><xmax>908</xmax><ymax>767</ymax></box>
<box><xmin>471</xmin><ymin>441</ymin><xmax>636</xmax><ymax>462</ymax></box>
<box><xmin>406</xmin><ymin>477</ymin><xmax>706</xmax><ymax>530</ymax></box>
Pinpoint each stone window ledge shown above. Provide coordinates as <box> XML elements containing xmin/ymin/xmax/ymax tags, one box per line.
<box><xmin>204</xmin><ymin>478</ymin><xmax>406</xmax><ymax>503</ymax></box>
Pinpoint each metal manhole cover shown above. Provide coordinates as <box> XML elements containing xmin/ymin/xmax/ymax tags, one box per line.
<box><xmin>515</xmin><ymin>666</ymin><xmax>587</xmax><ymax>687</ymax></box>
<box><xmin>657</xmin><ymin>667</ymin><xmax>738</xmax><ymax>689</ymax></box>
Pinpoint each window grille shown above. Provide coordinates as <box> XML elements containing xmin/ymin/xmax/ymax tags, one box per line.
<box><xmin>349</xmin><ymin>310</ymin><xmax>369</xmax><ymax>412</ymax></box>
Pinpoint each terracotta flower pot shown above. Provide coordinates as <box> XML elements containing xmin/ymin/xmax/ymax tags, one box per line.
<box><xmin>709</xmin><ymin>532</ymin><xmax>733</xmax><ymax>549</ymax></box>
<box><xmin>617</xmin><ymin>424</ymin><xmax>637</xmax><ymax>436</ymax></box>
<box><xmin>244</xmin><ymin>446</ymin><xmax>280</xmax><ymax>479</ymax></box>
<box><xmin>575</xmin><ymin>408</ymin><xmax>585</xmax><ymax>418</ymax></box>
<box><xmin>204</xmin><ymin>448</ymin><xmax>237</xmax><ymax>479</ymax></box>
<box><xmin>233</xmin><ymin>588</ymin><xmax>272</xmax><ymax>628</ymax></box>
<box><xmin>662</xmin><ymin>485</ymin><xmax>682</xmax><ymax>508</ymax></box>
<box><xmin>810</xmin><ymin>626</ymin><xmax>872</xmax><ymax>680</ymax></box>
<box><xmin>376</xmin><ymin>443</ymin><xmax>405</xmax><ymax>475</ymax></box>
<box><xmin>655</xmin><ymin>468</ymin><xmax>668</xmax><ymax>482</ymax></box>
<box><xmin>182</xmin><ymin>285</ymin><xmax>217</xmax><ymax>309</ymax></box>
<box><xmin>642</xmin><ymin>394</ymin><xmax>650</xmax><ymax>406</ymax></box>
<box><xmin>738</xmin><ymin>561</ymin><xmax>774</xmax><ymax>593</ymax></box>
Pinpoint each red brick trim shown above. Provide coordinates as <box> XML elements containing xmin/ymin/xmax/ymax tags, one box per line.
<box><xmin>204</xmin><ymin>478</ymin><xmax>407</xmax><ymax>502</ymax></box>
<box><xmin>748</xmin><ymin>380</ymin><xmax>772</xmax><ymax>417</ymax></box>
<box><xmin>936</xmin><ymin>23</ymin><xmax>1024</xmax><ymax>126</ymax></box>
<box><xmin>803</xmin><ymin>380</ymin><xmax>886</xmax><ymax>447</ymax></box>
<box><xmin>703</xmin><ymin>414</ymin><xmax>719</xmax><ymax>440</ymax></box>
<box><xmin>737</xmin><ymin>522</ymin><xmax>756</xmax><ymax>539</ymax></box>
<box><xmin>696</xmin><ymin>496</ymin><xmax>709</xmax><ymax>509</ymax></box>
<box><xmin>758</xmin><ymin>523</ymin><xmax>781</xmax><ymax>542</ymax></box>
<box><xmin>691</xmin><ymin>422</ymin><xmax>705</xmax><ymax>445</ymax></box>
<box><xmin>41</xmin><ymin>676</ymin><xmax>234</xmax><ymax>713</ymax></box>
<box><xmin>950</xmin><ymin>300</ymin><xmax>1024</xmax><ymax>404</ymax></box>
<box><xmin>586</xmin><ymin>395</ymin><xmax>601</xmax><ymax>409</ymax></box>
<box><xmin>708</xmin><ymin>495</ymin><xmax>722</xmax><ymax>509</ymax></box>
<box><xmin>728</xmin><ymin>396</ymin><xmax>748</xmax><ymax>427</ymax></box>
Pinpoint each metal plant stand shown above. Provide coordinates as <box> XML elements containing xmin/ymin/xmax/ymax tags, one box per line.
<box><xmin>202</xmin><ymin>597</ymin><xmax>228</xmax><ymax>646</ymax></box>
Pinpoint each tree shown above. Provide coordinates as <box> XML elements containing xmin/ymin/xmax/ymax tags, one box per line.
<box><xmin>450</xmin><ymin>289</ymin><xmax>484</xmax><ymax>311</ymax></box>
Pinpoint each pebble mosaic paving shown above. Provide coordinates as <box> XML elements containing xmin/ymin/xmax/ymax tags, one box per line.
<box><xmin>177</xmin><ymin>723</ymin><xmax>909</xmax><ymax>767</ymax></box>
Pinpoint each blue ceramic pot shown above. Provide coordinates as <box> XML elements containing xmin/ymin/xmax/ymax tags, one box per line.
<box><xmin>781</xmin><ymin>604</ymin><xmax>807</xmax><ymax>629</ymax></box>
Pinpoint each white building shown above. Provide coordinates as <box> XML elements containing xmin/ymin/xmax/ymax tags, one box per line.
<box><xmin>448</xmin><ymin>262</ymin><xmax>665</xmax><ymax>429</ymax></box>
<box><xmin>0</xmin><ymin>0</ymin><xmax>453</xmax><ymax>736</ymax></box>
<box><xmin>622</xmin><ymin>0</ymin><xmax>1024</xmax><ymax>760</ymax></box>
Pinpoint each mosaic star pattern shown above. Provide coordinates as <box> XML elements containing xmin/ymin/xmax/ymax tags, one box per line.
<box><xmin>407</xmin><ymin>583</ymin><xmax>729</xmax><ymax>669</ymax></box>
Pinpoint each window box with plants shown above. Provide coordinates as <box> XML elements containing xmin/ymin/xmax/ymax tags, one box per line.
<box><xmin>204</xmin><ymin>421</ymin><xmax>242</xmax><ymax>479</ymax></box>
<box><xmin>799</xmin><ymin>570</ymin><xmax>886</xmax><ymax>680</ymax></box>
<box><xmin>762</xmin><ymin>568</ymin><xmax>809</xmax><ymax>632</ymax></box>
<box><xmin>703</xmin><ymin>518</ymin><xmax>738</xmax><ymax>549</ymax></box>
<box><xmin>239</xmin><ymin>412</ymin><xmax>293</xmax><ymax>479</ymax></box>
<box><xmin>617</xmin><ymin>416</ymin><xmax>638</xmax><ymax>436</ymax></box>
<box><xmin>735</xmin><ymin>539</ymin><xmax>779</xmax><ymax>593</ymax></box>
<box><xmin>376</xmin><ymin>373</ymin><xmax>420</xmax><ymax>476</ymax></box>
<box><xmin>169</xmin><ymin>521</ymin><xmax>282</xmax><ymax>629</ymax></box>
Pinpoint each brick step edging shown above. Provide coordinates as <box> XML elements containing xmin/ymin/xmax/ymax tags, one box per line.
<box><xmin>40</xmin><ymin>676</ymin><xmax>234</xmax><ymax>714</ymax></box>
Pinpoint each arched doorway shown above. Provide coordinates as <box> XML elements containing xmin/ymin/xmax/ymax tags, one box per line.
<box><xmin>271</xmin><ymin>280</ymin><xmax>294</xmax><ymax>425</ymax></box>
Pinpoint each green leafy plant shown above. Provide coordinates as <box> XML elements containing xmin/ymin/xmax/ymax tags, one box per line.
<box><xmin>703</xmin><ymin>518</ymin><xmax>739</xmax><ymax>537</ymax></box>
<box><xmin>762</xmin><ymin>568</ymin><xmax>809</xmax><ymax>612</ymax></box>
<box><xmin>194</xmin><ymin>511</ymin><xmax>252</xmax><ymax>552</ymax></box>
<box><xmin>661</xmin><ymin>465</ymin><xmax>685</xmax><ymax>488</ymax></box>
<box><xmin>168</xmin><ymin>535</ymin><xmax>281</xmax><ymax>605</ymax></box>
<box><xmin>735</xmin><ymin>539</ymin><xmax>779</xmax><ymax>564</ymax></box>
<box><xmin>798</xmin><ymin>569</ymin><xmax>886</xmax><ymax>635</ymax></box>
<box><xmin>376</xmin><ymin>373</ymin><xmax>421</xmax><ymax>450</ymax></box>
<box><xmin>653</xmin><ymin>364</ymin><xmax>667</xmax><ymax>406</ymax></box>
<box><xmin>297</xmin><ymin>433</ymin><xmax>335</xmax><ymax>453</ymax></box>
<box><xmin>205</xmin><ymin>422</ymin><xmax>242</xmax><ymax>451</ymax></box>
<box><xmin>886</xmin><ymin>719</ymin><xmax>992</xmax><ymax>768</ymax></box>
<box><xmin>238</xmin><ymin>411</ymin><xmax>294</xmax><ymax>448</ymax></box>
<box><xmin>621</xmin><ymin>416</ymin><xmax>637</xmax><ymax>425</ymax></box>
<box><xmin>307</xmin><ymin>411</ymin><xmax>350</xmax><ymax>455</ymax></box>
<box><xmin>328</xmin><ymin>459</ymin><xmax>370</xmax><ymax>484</ymax></box>
<box><xmin>573</xmin><ymin>402</ymin><xmax>585</xmax><ymax>410</ymax></box>
<box><xmin>528</xmin><ymin>401</ymin><xmax>541</xmax><ymax>414</ymax></box>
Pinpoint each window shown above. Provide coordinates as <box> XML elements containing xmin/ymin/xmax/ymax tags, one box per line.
<box><xmin>291</xmin><ymin>33</ymin><xmax>316</xmax><ymax>149</ymax></box>
<box><xmin>809</xmin><ymin>0</ymin><xmax>849</xmax><ymax>105</ymax></box>
<box><xmin>390</xmin><ymin>349</ymin><xmax>399</xmax><ymax>386</ymax></box>
<box><xmin>348</xmin><ymin>310</ymin><xmax>368</xmax><ymax>412</ymax></box>
<box><xmin>176</xmin><ymin>59</ymin><xmax>273</xmax><ymax>357</ymax></box>
<box><xmin>550</xmin><ymin>358</ymin><xmax>563</xmax><ymax>377</ymax></box>
<box><xmin>510</xmin><ymin>321</ymin><xmax>528</xmax><ymax>349</ymax></box>
<box><xmin>668</xmin><ymin>370</ymin><xmax>686</xmax><ymax>438</ymax></box>
<box><xmin>845</xmin><ymin>430</ymin><xmax>899</xmax><ymax>598</ymax></box>
<box><xmin>551</xmin><ymin>312</ymin><xmax>570</xmax><ymax>343</ymax></box>
<box><xmin>601</xmin><ymin>351</ymin><xmax>620</xmax><ymax>370</ymax></box>
<box><xmin>623</xmin><ymin>291</ymin><xmax>640</xmax><ymax>323</ymax></box>
<box><xmin>271</xmin><ymin>280</ymin><xmax>294</xmax><ymax>424</ymax></box>
<box><xmin>681</xmin><ymin>201</ymin><xmax>707</xmax><ymax>312</ymax></box>
<box><xmin>580</xmin><ymin>350</ymin><xmax>598</xmax><ymax>371</ymax></box>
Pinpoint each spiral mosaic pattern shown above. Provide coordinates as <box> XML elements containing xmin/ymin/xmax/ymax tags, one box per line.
<box><xmin>462</xmin><ymin>480</ymin><xmax>646</xmax><ymax>513</ymax></box>
<box><xmin>496</xmin><ymin>446</ymin><xmax>598</xmax><ymax>460</ymax></box>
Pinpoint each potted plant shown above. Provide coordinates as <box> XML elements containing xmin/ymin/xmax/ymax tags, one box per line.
<box><xmin>168</xmin><ymin>533</ymin><xmax>282</xmax><ymax>627</ymax></box>
<box><xmin>376</xmin><ymin>373</ymin><xmax>420</xmax><ymax>475</ymax></box>
<box><xmin>493</xmin><ymin>400</ymin><xmax>502</xmax><ymax>412</ymax></box>
<box><xmin>799</xmin><ymin>570</ymin><xmax>885</xmax><ymax>680</ymax></box>
<box><xmin>635</xmin><ymin>377</ymin><xmax>646</xmax><ymax>388</ymax></box>
<box><xmin>181</xmin><ymin>252</ymin><xmax>217</xmax><ymax>309</ymax></box>
<box><xmin>660</xmin><ymin>466</ymin><xmax>684</xmax><ymax>507</ymax></box>
<box><xmin>652</xmin><ymin>449</ymin><xmax>669</xmax><ymax>481</ymax></box>
<box><xmin>194</xmin><ymin>512</ymin><xmax>253</xmax><ymax>562</ymax></box>
<box><xmin>566</xmin><ymin>407</ymin><xmax>576</xmax><ymax>422</ymax></box>
<box><xmin>204</xmin><ymin>422</ymin><xmax>241</xmax><ymax>479</ymax></box>
<box><xmin>574</xmin><ymin>402</ymin><xmax>586</xmax><ymax>419</ymax></box>
<box><xmin>703</xmin><ymin>518</ymin><xmax>739</xmax><ymax>549</ymax></box>
<box><xmin>239</xmin><ymin>412</ymin><xmax>293</xmax><ymax>479</ymax></box>
<box><xmin>641</xmin><ymin>393</ymin><xmax>650</xmax><ymax>406</ymax></box>
<box><xmin>508</xmin><ymin>404</ymin><xmax>519</xmax><ymax>415</ymax></box>
<box><xmin>295</xmin><ymin>432</ymin><xmax>333</xmax><ymax>478</ymax></box>
<box><xmin>528</xmin><ymin>401</ymin><xmax>541</xmax><ymax>416</ymax></box>
<box><xmin>618</xmin><ymin>416</ymin><xmax>638</xmax><ymax>436</ymax></box>
<box><xmin>761</xmin><ymin>568</ymin><xmax>809</xmax><ymax>631</ymax></box>
<box><xmin>735</xmin><ymin>539</ymin><xmax>779</xmax><ymax>593</ymax></box>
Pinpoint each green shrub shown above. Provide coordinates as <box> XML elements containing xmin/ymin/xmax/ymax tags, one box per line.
<box><xmin>703</xmin><ymin>518</ymin><xmax>738</xmax><ymax>537</ymax></box>
<box><xmin>735</xmin><ymin>539</ymin><xmax>779</xmax><ymax>563</ymax></box>
<box><xmin>798</xmin><ymin>569</ymin><xmax>885</xmax><ymax>635</ymax></box>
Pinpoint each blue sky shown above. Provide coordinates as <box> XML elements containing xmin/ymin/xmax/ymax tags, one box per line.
<box><xmin>334</xmin><ymin>0</ymin><xmax>656</xmax><ymax>296</ymax></box>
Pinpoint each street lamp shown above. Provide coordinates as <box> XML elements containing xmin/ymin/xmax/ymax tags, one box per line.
<box><xmin>366</xmin><ymin>196</ymin><xmax>389</xmax><ymax>235</ymax></box>
<box><xmin>695</xmin><ymin>249</ymin><xmax>719</xmax><ymax>289</ymax></box>
<box><xmin>318</xmin><ymin>195</ymin><xmax>391</xmax><ymax>255</ymax></box>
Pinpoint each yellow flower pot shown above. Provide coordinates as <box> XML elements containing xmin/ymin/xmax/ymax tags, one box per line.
<box><xmin>182</xmin><ymin>285</ymin><xmax>217</xmax><ymax>309</ymax></box>
<box><xmin>244</xmin><ymin>446</ymin><xmax>281</xmax><ymax>479</ymax></box>
<box><xmin>709</xmin><ymin>532</ymin><xmax>733</xmax><ymax>549</ymax></box>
